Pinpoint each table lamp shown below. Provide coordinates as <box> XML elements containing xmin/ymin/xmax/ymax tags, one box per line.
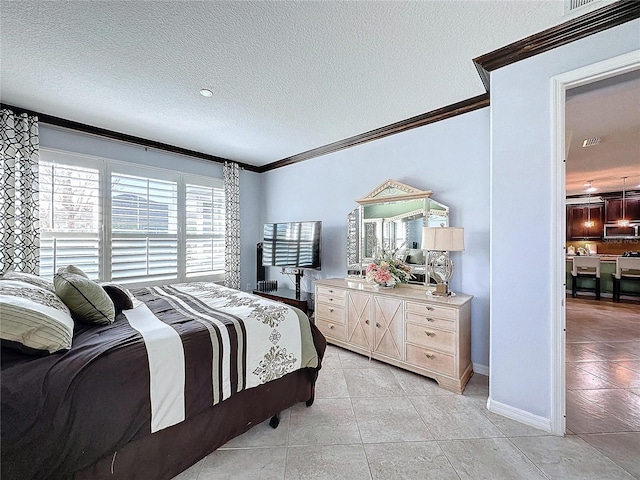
<box><xmin>421</xmin><ymin>226</ymin><xmax>465</xmax><ymax>296</ymax></box>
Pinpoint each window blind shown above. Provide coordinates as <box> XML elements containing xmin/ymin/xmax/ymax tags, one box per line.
<box><xmin>111</xmin><ymin>173</ymin><xmax>178</xmax><ymax>283</ymax></box>
<box><xmin>39</xmin><ymin>161</ymin><xmax>101</xmax><ymax>279</ymax></box>
<box><xmin>38</xmin><ymin>149</ymin><xmax>225</xmax><ymax>285</ymax></box>
<box><xmin>185</xmin><ymin>183</ymin><xmax>225</xmax><ymax>277</ymax></box>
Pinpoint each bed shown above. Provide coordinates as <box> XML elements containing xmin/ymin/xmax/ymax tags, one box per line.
<box><xmin>1</xmin><ymin>277</ymin><xmax>325</xmax><ymax>480</ymax></box>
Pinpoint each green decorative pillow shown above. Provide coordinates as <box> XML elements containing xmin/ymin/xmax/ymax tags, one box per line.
<box><xmin>54</xmin><ymin>272</ymin><xmax>115</xmax><ymax>325</ymax></box>
<box><xmin>57</xmin><ymin>265</ymin><xmax>89</xmax><ymax>278</ymax></box>
<box><xmin>0</xmin><ymin>270</ymin><xmax>55</xmax><ymax>292</ymax></box>
<box><xmin>0</xmin><ymin>280</ymin><xmax>74</xmax><ymax>354</ymax></box>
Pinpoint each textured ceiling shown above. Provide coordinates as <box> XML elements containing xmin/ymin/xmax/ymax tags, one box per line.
<box><xmin>1</xmin><ymin>1</ymin><xmax>573</xmax><ymax>166</ymax></box>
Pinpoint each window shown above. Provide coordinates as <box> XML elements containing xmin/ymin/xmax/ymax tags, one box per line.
<box><xmin>39</xmin><ymin>157</ymin><xmax>101</xmax><ymax>280</ymax></box>
<box><xmin>185</xmin><ymin>183</ymin><xmax>225</xmax><ymax>277</ymax></box>
<box><xmin>39</xmin><ymin>149</ymin><xmax>225</xmax><ymax>285</ymax></box>
<box><xmin>111</xmin><ymin>172</ymin><xmax>178</xmax><ymax>283</ymax></box>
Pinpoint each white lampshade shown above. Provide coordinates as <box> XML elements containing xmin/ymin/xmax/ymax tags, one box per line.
<box><xmin>421</xmin><ymin>227</ymin><xmax>465</xmax><ymax>252</ymax></box>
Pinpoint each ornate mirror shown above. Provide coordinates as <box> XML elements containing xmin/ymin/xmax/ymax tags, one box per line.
<box><xmin>346</xmin><ymin>179</ymin><xmax>449</xmax><ymax>285</ymax></box>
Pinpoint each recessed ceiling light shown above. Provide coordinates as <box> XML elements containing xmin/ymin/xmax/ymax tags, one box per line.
<box><xmin>200</xmin><ymin>88</ymin><xmax>213</xmax><ymax>98</ymax></box>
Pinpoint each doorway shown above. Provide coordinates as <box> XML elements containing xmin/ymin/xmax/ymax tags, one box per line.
<box><xmin>551</xmin><ymin>50</ymin><xmax>640</xmax><ymax>436</ymax></box>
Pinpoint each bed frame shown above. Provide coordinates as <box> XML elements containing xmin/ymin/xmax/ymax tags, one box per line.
<box><xmin>74</xmin><ymin>327</ymin><xmax>325</xmax><ymax>480</ymax></box>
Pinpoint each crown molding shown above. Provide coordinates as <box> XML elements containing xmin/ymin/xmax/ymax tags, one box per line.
<box><xmin>0</xmin><ymin>103</ymin><xmax>260</xmax><ymax>172</ymax></box>
<box><xmin>259</xmin><ymin>94</ymin><xmax>490</xmax><ymax>173</ymax></box>
<box><xmin>473</xmin><ymin>0</ymin><xmax>640</xmax><ymax>90</ymax></box>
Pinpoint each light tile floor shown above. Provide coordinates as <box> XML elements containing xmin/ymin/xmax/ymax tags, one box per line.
<box><xmin>565</xmin><ymin>296</ymin><xmax>640</xmax><ymax>479</ymax></box>
<box><xmin>173</xmin><ymin>297</ymin><xmax>640</xmax><ymax>480</ymax></box>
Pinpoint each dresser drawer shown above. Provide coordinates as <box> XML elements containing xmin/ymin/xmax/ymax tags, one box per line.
<box><xmin>317</xmin><ymin>285</ymin><xmax>347</xmax><ymax>300</ymax></box>
<box><xmin>316</xmin><ymin>286</ymin><xmax>347</xmax><ymax>307</ymax></box>
<box><xmin>405</xmin><ymin>343</ymin><xmax>455</xmax><ymax>376</ymax></box>
<box><xmin>406</xmin><ymin>301</ymin><xmax>456</xmax><ymax>321</ymax></box>
<box><xmin>405</xmin><ymin>311</ymin><xmax>455</xmax><ymax>331</ymax></box>
<box><xmin>406</xmin><ymin>323</ymin><xmax>455</xmax><ymax>354</ymax></box>
<box><xmin>316</xmin><ymin>318</ymin><xmax>347</xmax><ymax>341</ymax></box>
<box><xmin>316</xmin><ymin>303</ymin><xmax>345</xmax><ymax>324</ymax></box>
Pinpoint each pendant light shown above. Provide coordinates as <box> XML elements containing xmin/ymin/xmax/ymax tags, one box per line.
<box><xmin>584</xmin><ymin>180</ymin><xmax>595</xmax><ymax>228</ymax></box>
<box><xmin>617</xmin><ymin>176</ymin><xmax>629</xmax><ymax>227</ymax></box>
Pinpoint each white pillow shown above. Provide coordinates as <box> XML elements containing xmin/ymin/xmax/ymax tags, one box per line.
<box><xmin>0</xmin><ymin>280</ymin><xmax>74</xmax><ymax>354</ymax></box>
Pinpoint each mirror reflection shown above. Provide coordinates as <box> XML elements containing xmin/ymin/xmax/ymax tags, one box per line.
<box><xmin>346</xmin><ymin>180</ymin><xmax>449</xmax><ymax>285</ymax></box>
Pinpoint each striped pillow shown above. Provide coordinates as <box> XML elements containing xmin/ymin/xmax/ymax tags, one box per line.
<box><xmin>0</xmin><ymin>280</ymin><xmax>74</xmax><ymax>354</ymax></box>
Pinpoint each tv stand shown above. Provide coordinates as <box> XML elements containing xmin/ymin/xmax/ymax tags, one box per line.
<box><xmin>252</xmin><ymin>287</ymin><xmax>309</xmax><ymax>315</ymax></box>
<box><xmin>294</xmin><ymin>270</ymin><xmax>303</xmax><ymax>297</ymax></box>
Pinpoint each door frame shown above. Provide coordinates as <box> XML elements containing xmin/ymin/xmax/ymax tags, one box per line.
<box><xmin>550</xmin><ymin>50</ymin><xmax>640</xmax><ymax>436</ymax></box>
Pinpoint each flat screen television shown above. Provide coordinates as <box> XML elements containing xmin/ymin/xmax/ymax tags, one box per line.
<box><xmin>262</xmin><ymin>221</ymin><xmax>322</xmax><ymax>270</ymax></box>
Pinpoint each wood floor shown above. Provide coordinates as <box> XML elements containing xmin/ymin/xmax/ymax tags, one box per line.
<box><xmin>566</xmin><ymin>296</ymin><xmax>640</xmax><ymax>438</ymax></box>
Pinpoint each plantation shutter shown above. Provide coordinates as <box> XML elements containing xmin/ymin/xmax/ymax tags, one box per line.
<box><xmin>39</xmin><ymin>160</ymin><xmax>101</xmax><ymax>279</ymax></box>
<box><xmin>111</xmin><ymin>173</ymin><xmax>178</xmax><ymax>283</ymax></box>
<box><xmin>185</xmin><ymin>183</ymin><xmax>225</xmax><ymax>277</ymax></box>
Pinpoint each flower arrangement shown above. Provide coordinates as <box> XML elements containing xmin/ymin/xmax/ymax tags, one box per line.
<box><xmin>365</xmin><ymin>247</ymin><xmax>413</xmax><ymax>288</ymax></box>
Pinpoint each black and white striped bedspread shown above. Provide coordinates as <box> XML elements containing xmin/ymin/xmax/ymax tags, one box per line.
<box><xmin>125</xmin><ymin>282</ymin><xmax>316</xmax><ymax>432</ymax></box>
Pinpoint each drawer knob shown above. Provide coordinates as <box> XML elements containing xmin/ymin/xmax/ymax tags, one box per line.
<box><xmin>328</xmin><ymin>289</ymin><xmax>333</xmax><ymax>293</ymax></box>
<box><xmin>424</xmin><ymin>352</ymin><xmax>435</xmax><ymax>359</ymax></box>
<box><xmin>425</xmin><ymin>306</ymin><xmax>434</xmax><ymax>311</ymax></box>
<box><xmin>424</xmin><ymin>331</ymin><xmax>435</xmax><ymax>337</ymax></box>
<box><xmin>328</xmin><ymin>308</ymin><xmax>334</xmax><ymax>312</ymax></box>
<box><xmin>365</xmin><ymin>319</ymin><xmax>369</xmax><ymax>325</ymax></box>
<box><xmin>426</xmin><ymin>317</ymin><xmax>435</xmax><ymax>322</ymax></box>
<box><xmin>329</xmin><ymin>298</ymin><xmax>334</xmax><ymax>301</ymax></box>
<box><xmin>375</xmin><ymin>322</ymin><xmax>381</xmax><ymax>328</ymax></box>
<box><xmin>328</xmin><ymin>323</ymin><xmax>334</xmax><ymax>329</ymax></box>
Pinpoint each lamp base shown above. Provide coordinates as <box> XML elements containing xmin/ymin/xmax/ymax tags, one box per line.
<box><xmin>431</xmin><ymin>283</ymin><xmax>451</xmax><ymax>297</ymax></box>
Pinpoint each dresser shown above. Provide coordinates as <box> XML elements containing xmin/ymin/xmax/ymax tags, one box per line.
<box><xmin>315</xmin><ymin>278</ymin><xmax>473</xmax><ymax>393</ymax></box>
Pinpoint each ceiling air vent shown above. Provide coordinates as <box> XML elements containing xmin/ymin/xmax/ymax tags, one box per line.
<box><xmin>582</xmin><ymin>137</ymin><xmax>601</xmax><ymax>147</ymax></box>
<box><xmin>565</xmin><ymin>0</ymin><xmax>597</xmax><ymax>14</ymax></box>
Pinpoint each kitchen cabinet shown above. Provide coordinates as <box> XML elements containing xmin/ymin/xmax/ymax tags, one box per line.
<box><xmin>605</xmin><ymin>195</ymin><xmax>640</xmax><ymax>223</ymax></box>
<box><xmin>315</xmin><ymin>278</ymin><xmax>472</xmax><ymax>394</ymax></box>
<box><xmin>566</xmin><ymin>204</ymin><xmax>604</xmax><ymax>240</ymax></box>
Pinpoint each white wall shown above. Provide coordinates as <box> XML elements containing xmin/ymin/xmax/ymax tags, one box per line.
<box><xmin>261</xmin><ymin>108</ymin><xmax>491</xmax><ymax>369</ymax></box>
<box><xmin>39</xmin><ymin>125</ymin><xmax>262</xmax><ymax>291</ymax></box>
<box><xmin>490</xmin><ymin>20</ymin><xmax>640</xmax><ymax>423</ymax></box>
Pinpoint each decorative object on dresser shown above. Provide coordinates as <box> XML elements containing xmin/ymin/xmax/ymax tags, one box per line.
<box><xmin>365</xmin><ymin>247</ymin><xmax>412</xmax><ymax>288</ymax></box>
<box><xmin>421</xmin><ymin>226</ymin><xmax>465</xmax><ymax>297</ymax></box>
<box><xmin>315</xmin><ymin>278</ymin><xmax>472</xmax><ymax>394</ymax></box>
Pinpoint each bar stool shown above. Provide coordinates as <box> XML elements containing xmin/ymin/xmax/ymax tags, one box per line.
<box><xmin>613</xmin><ymin>257</ymin><xmax>640</xmax><ymax>302</ymax></box>
<box><xmin>571</xmin><ymin>256</ymin><xmax>601</xmax><ymax>300</ymax></box>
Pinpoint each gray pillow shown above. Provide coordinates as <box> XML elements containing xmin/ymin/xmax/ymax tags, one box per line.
<box><xmin>0</xmin><ymin>280</ymin><xmax>74</xmax><ymax>354</ymax></box>
<box><xmin>54</xmin><ymin>272</ymin><xmax>115</xmax><ymax>325</ymax></box>
<box><xmin>0</xmin><ymin>270</ymin><xmax>55</xmax><ymax>292</ymax></box>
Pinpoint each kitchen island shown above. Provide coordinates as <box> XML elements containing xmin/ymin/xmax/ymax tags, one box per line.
<box><xmin>566</xmin><ymin>255</ymin><xmax>640</xmax><ymax>298</ymax></box>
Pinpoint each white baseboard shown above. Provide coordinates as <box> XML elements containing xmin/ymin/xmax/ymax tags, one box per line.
<box><xmin>473</xmin><ymin>363</ymin><xmax>489</xmax><ymax>376</ymax></box>
<box><xmin>487</xmin><ymin>397</ymin><xmax>552</xmax><ymax>433</ymax></box>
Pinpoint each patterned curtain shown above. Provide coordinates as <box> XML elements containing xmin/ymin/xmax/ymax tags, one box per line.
<box><xmin>224</xmin><ymin>161</ymin><xmax>241</xmax><ymax>289</ymax></box>
<box><xmin>0</xmin><ymin>109</ymin><xmax>40</xmax><ymax>274</ymax></box>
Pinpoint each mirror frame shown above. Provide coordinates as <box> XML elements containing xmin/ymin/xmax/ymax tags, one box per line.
<box><xmin>347</xmin><ymin>179</ymin><xmax>449</xmax><ymax>286</ymax></box>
